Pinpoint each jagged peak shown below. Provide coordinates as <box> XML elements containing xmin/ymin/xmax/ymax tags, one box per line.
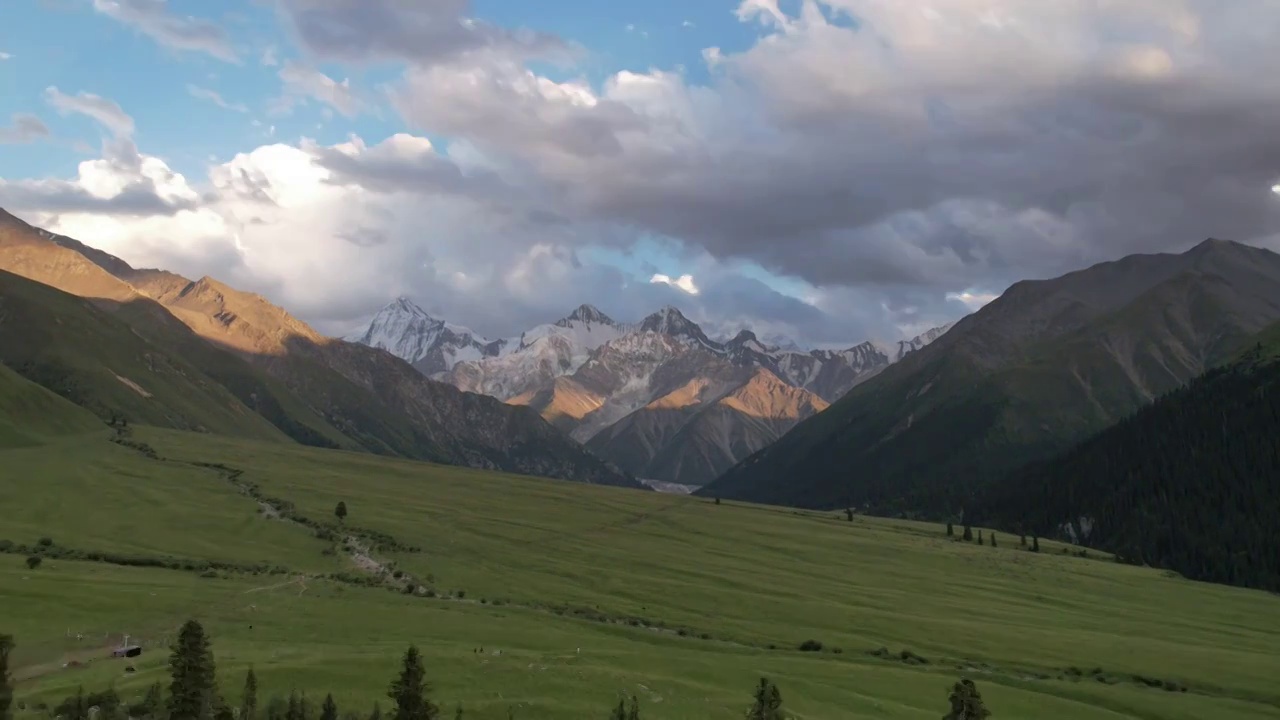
<box><xmin>728</xmin><ymin>329</ymin><xmax>759</xmax><ymax>345</ymax></box>
<box><xmin>639</xmin><ymin>305</ymin><xmax>698</xmax><ymax>333</ymax></box>
<box><xmin>557</xmin><ymin>303</ymin><xmax>615</xmax><ymax>327</ymax></box>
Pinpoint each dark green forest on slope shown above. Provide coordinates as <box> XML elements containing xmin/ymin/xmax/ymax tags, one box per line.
<box><xmin>974</xmin><ymin>340</ymin><xmax>1280</xmax><ymax>593</ymax></box>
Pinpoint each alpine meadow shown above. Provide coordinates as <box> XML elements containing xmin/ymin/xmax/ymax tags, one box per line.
<box><xmin>3</xmin><ymin>1</ymin><xmax>1280</xmax><ymax>719</ymax></box>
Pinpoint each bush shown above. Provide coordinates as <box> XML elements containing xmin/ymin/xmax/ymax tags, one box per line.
<box><xmin>37</xmin><ymin>537</ymin><xmax>53</xmax><ymax>548</ymax></box>
<box><xmin>25</xmin><ymin>555</ymin><xmax>42</xmax><ymax>570</ymax></box>
<box><xmin>798</xmin><ymin>640</ymin><xmax>823</xmax><ymax>652</ymax></box>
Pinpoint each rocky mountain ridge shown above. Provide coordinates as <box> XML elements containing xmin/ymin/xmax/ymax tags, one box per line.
<box><xmin>351</xmin><ymin>297</ymin><xmax>955</xmax><ymax>485</ymax></box>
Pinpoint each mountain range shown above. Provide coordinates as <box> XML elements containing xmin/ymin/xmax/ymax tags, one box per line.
<box><xmin>351</xmin><ymin>298</ymin><xmax>954</xmax><ymax>485</ymax></box>
<box><xmin>0</xmin><ymin>208</ymin><xmax>637</xmax><ymax>488</ymax></box>
<box><xmin>699</xmin><ymin>237</ymin><xmax>1280</xmax><ymax>516</ymax></box>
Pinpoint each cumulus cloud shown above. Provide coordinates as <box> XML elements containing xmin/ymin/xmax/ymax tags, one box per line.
<box><xmin>44</xmin><ymin>87</ymin><xmax>136</xmax><ymax>137</ymax></box>
<box><xmin>0</xmin><ymin>51</ymin><xmax>12</xmax><ymax>60</ymax></box>
<box><xmin>92</xmin><ymin>0</ymin><xmax>238</xmax><ymax>62</ymax></box>
<box><xmin>0</xmin><ymin>114</ymin><xmax>50</xmax><ymax>144</ymax></box>
<box><xmin>650</xmin><ymin>273</ymin><xmax>699</xmax><ymax>295</ymax></box>
<box><xmin>9</xmin><ymin>0</ymin><xmax>1280</xmax><ymax>347</ymax></box>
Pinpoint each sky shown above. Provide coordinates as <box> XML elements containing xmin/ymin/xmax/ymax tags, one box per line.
<box><xmin>2</xmin><ymin>1</ymin><xmax>1280</xmax><ymax>348</ymax></box>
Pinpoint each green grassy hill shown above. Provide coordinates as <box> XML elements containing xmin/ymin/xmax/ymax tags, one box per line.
<box><xmin>3</xmin><ymin>428</ymin><xmax>1278</xmax><ymax>719</ymax></box>
<box><xmin>0</xmin><ymin>270</ymin><xmax>292</xmax><ymax>442</ymax></box>
<box><xmin>0</xmin><ymin>362</ymin><xmax>102</xmax><ymax>448</ymax></box>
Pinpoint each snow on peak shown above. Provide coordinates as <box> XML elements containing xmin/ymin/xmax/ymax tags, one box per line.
<box><xmin>557</xmin><ymin>304</ymin><xmax>615</xmax><ymax>327</ymax></box>
<box><xmin>638</xmin><ymin>305</ymin><xmax>712</xmax><ymax>346</ymax></box>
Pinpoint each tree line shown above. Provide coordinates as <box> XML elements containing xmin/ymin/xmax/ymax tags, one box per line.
<box><xmin>0</xmin><ymin>623</ymin><xmax>991</xmax><ymax>719</ymax></box>
<box><xmin>972</xmin><ymin>348</ymin><xmax>1280</xmax><ymax>592</ymax></box>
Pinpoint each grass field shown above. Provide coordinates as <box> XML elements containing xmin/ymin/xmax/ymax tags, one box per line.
<box><xmin>3</xmin><ymin>427</ymin><xmax>1279</xmax><ymax>719</ymax></box>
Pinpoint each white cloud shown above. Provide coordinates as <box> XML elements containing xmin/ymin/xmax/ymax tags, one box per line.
<box><xmin>43</xmin><ymin>87</ymin><xmax>135</xmax><ymax>137</ymax></box>
<box><xmin>92</xmin><ymin>0</ymin><xmax>237</xmax><ymax>62</ymax></box>
<box><xmin>261</xmin><ymin>45</ymin><xmax>279</xmax><ymax>67</ymax></box>
<box><xmin>945</xmin><ymin>291</ymin><xmax>1000</xmax><ymax>311</ymax></box>
<box><xmin>650</xmin><ymin>273</ymin><xmax>700</xmax><ymax>295</ymax></box>
<box><xmin>682</xmin><ymin>20</ymin><xmax>695</xmax><ymax>28</ymax></box>
<box><xmin>278</xmin><ymin>61</ymin><xmax>362</xmax><ymax>117</ymax></box>
<box><xmin>0</xmin><ymin>114</ymin><xmax>50</xmax><ymax>144</ymax></box>
<box><xmin>187</xmin><ymin>85</ymin><xmax>249</xmax><ymax>113</ymax></box>
<box><xmin>0</xmin><ymin>52</ymin><xmax>12</xmax><ymax>60</ymax></box>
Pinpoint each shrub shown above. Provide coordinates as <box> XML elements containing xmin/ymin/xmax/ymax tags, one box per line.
<box><xmin>25</xmin><ymin>555</ymin><xmax>41</xmax><ymax>570</ymax></box>
<box><xmin>37</xmin><ymin>537</ymin><xmax>53</xmax><ymax>548</ymax></box>
<box><xmin>456</xmin><ymin>590</ymin><xmax>466</xmax><ymax>599</ymax></box>
<box><xmin>200</xmin><ymin>570</ymin><xmax>219</xmax><ymax>579</ymax></box>
<box><xmin>798</xmin><ymin>640</ymin><xmax>823</xmax><ymax>652</ymax></box>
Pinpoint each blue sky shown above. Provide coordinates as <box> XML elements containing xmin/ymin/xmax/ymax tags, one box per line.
<box><xmin>0</xmin><ymin>0</ymin><xmax>757</xmax><ymax>180</ymax></box>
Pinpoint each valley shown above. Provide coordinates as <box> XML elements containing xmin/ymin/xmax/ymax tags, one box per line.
<box><xmin>4</xmin><ymin>425</ymin><xmax>1279</xmax><ymax>719</ymax></box>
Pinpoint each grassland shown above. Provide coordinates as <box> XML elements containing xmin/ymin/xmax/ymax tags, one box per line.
<box><xmin>3</xmin><ymin>427</ymin><xmax>1279</xmax><ymax>719</ymax></box>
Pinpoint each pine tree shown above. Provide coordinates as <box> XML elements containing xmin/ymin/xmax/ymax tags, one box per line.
<box><xmin>168</xmin><ymin>619</ymin><xmax>217</xmax><ymax>720</ymax></box>
<box><xmin>453</xmin><ymin>705</ymin><xmax>463</xmax><ymax>720</ymax></box>
<box><xmin>335</xmin><ymin>502</ymin><xmax>348</xmax><ymax>523</ymax></box>
<box><xmin>745</xmin><ymin>678</ymin><xmax>784</xmax><ymax>720</ymax></box>
<box><xmin>991</xmin><ymin>533</ymin><xmax>998</xmax><ymax>548</ymax></box>
<box><xmin>1020</xmin><ymin>533</ymin><xmax>1027</xmax><ymax>547</ymax></box>
<box><xmin>977</xmin><ymin>530</ymin><xmax>984</xmax><ymax>545</ymax></box>
<box><xmin>962</xmin><ymin>525</ymin><xmax>973</xmax><ymax>541</ymax></box>
<box><xmin>135</xmin><ymin>682</ymin><xmax>164</xmax><ymax>720</ymax></box>
<box><xmin>946</xmin><ymin>522</ymin><xmax>954</xmax><ymax>537</ymax></box>
<box><xmin>610</xmin><ymin>699</ymin><xmax>626</xmax><ymax>720</ymax></box>
<box><xmin>0</xmin><ymin>634</ymin><xmax>13</xmax><ymax>720</ymax></box>
<box><xmin>287</xmin><ymin>692</ymin><xmax>303</xmax><ymax>720</ymax></box>
<box><xmin>242</xmin><ymin>669</ymin><xmax>259</xmax><ymax>720</ymax></box>
<box><xmin>265</xmin><ymin>697</ymin><xmax>288</xmax><ymax>720</ymax></box>
<box><xmin>55</xmin><ymin>687</ymin><xmax>90</xmax><ymax>720</ymax></box>
<box><xmin>321</xmin><ymin>694</ymin><xmax>338</xmax><ymax>720</ymax></box>
<box><xmin>368</xmin><ymin>703</ymin><xmax>383</xmax><ymax>720</ymax></box>
<box><xmin>214</xmin><ymin>697</ymin><xmax>235</xmax><ymax>720</ymax></box>
<box><xmin>388</xmin><ymin>645</ymin><xmax>438</xmax><ymax>720</ymax></box>
<box><xmin>845</xmin><ymin>508</ymin><xmax>854</xmax><ymax>521</ymax></box>
<box><xmin>627</xmin><ymin>695</ymin><xmax>639</xmax><ymax>720</ymax></box>
<box><xmin>943</xmin><ymin>679</ymin><xmax>991</xmax><ymax>719</ymax></box>
<box><xmin>1032</xmin><ymin>536</ymin><xmax>1040</xmax><ymax>552</ymax></box>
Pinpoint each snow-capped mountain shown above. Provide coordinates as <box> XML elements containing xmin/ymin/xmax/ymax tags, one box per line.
<box><xmin>348</xmin><ymin>297</ymin><xmax>507</xmax><ymax>376</ymax></box>
<box><xmin>449</xmin><ymin>304</ymin><xmax>630</xmax><ymax>400</ymax></box>
<box><xmin>350</xmin><ymin>298</ymin><xmax>958</xmax><ymax>485</ymax></box>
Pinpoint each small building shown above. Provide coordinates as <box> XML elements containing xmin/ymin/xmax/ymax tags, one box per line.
<box><xmin>111</xmin><ymin>645</ymin><xmax>142</xmax><ymax>658</ymax></box>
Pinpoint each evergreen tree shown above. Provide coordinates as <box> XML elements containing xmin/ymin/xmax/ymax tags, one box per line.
<box><xmin>335</xmin><ymin>502</ymin><xmax>348</xmax><ymax>523</ymax></box>
<box><xmin>845</xmin><ymin>508</ymin><xmax>854</xmax><ymax>521</ymax></box>
<box><xmin>745</xmin><ymin>678</ymin><xmax>784</xmax><ymax>720</ymax></box>
<box><xmin>609</xmin><ymin>699</ymin><xmax>625</xmax><ymax>720</ymax></box>
<box><xmin>977</xmin><ymin>530</ymin><xmax>984</xmax><ymax>545</ymax></box>
<box><xmin>627</xmin><ymin>695</ymin><xmax>639</xmax><ymax>720</ymax></box>
<box><xmin>321</xmin><ymin>694</ymin><xmax>339</xmax><ymax>720</ymax></box>
<box><xmin>0</xmin><ymin>634</ymin><xmax>13</xmax><ymax>720</ymax></box>
<box><xmin>943</xmin><ymin>679</ymin><xmax>991</xmax><ymax>719</ymax></box>
<box><xmin>242</xmin><ymin>669</ymin><xmax>259</xmax><ymax>720</ymax></box>
<box><xmin>454</xmin><ymin>705</ymin><xmax>463</xmax><ymax>720</ymax></box>
<box><xmin>962</xmin><ymin>525</ymin><xmax>973</xmax><ymax>542</ymax></box>
<box><xmin>990</xmin><ymin>533</ymin><xmax>997</xmax><ymax>548</ymax></box>
<box><xmin>265</xmin><ymin>697</ymin><xmax>288</xmax><ymax>720</ymax></box>
<box><xmin>287</xmin><ymin>692</ymin><xmax>302</xmax><ymax>720</ymax></box>
<box><xmin>168</xmin><ymin>619</ymin><xmax>217</xmax><ymax>720</ymax></box>
<box><xmin>946</xmin><ymin>522</ymin><xmax>954</xmax><ymax>537</ymax></box>
<box><xmin>55</xmin><ymin>687</ymin><xmax>90</xmax><ymax>720</ymax></box>
<box><xmin>214</xmin><ymin>696</ymin><xmax>235</xmax><ymax>720</ymax></box>
<box><xmin>388</xmin><ymin>645</ymin><xmax>438</xmax><ymax>720</ymax></box>
<box><xmin>1032</xmin><ymin>536</ymin><xmax>1040</xmax><ymax>552</ymax></box>
<box><xmin>133</xmin><ymin>682</ymin><xmax>164</xmax><ymax>720</ymax></box>
<box><xmin>1019</xmin><ymin>533</ymin><xmax>1027</xmax><ymax>547</ymax></box>
<box><xmin>368</xmin><ymin>703</ymin><xmax>383</xmax><ymax>720</ymax></box>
